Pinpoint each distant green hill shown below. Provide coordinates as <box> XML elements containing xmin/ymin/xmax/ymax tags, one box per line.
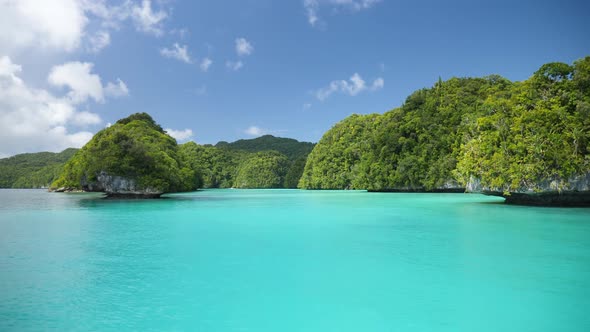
<box><xmin>215</xmin><ymin>135</ymin><xmax>315</xmax><ymax>160</ymax></box>
<box><xmin>0</xmin><ymin>148</ymin><xmax>78</xmax><ymax>188</ymax></box>
<box><xmin>180</xmin><ymin>135</ymin><xmax>315</xmax><ymax>189</ymax></box>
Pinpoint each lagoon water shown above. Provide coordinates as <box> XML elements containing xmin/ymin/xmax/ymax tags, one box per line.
<box><xmin>1</xmin><ymin>189</ymin><xmax>589</xmax><ymax>331</ymax></box>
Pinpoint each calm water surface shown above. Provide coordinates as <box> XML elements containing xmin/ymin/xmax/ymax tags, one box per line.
<box><xmin>1</xmin><ymin>189</ymin><xmax>589</xmax><ymax>331</ymax></box>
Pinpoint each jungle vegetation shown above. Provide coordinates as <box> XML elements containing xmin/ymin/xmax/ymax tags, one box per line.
<box><xmin>299</xmin><ymin>57</ymin><xmax>590</xmax><ymax>192</ymax></box>
<box><xmin>0</xmin><ymin>148</ymin><xmax>78</xmax><ymax>188</ymax></box>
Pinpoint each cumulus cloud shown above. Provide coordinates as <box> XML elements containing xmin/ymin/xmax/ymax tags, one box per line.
<box><xmin>0</xmin><ymin>56</ymin><xmax>99</xmax><ymax>156</ymax></box>
<box><xmin>315</xmin><ymin>73</ymin><xmax>384</xmax><ymax>101</ymax></box>
<box><xmin>47</xmin><ymin>62</ymin><xmax>129</xmax><ymax>104</ymax></box>
<box><xmin>0</xmin><ymin>0</ymin><xmax>87</xmax><ymax>53</ymax></box>
<box><xmin>200</xmin><ymin>57</ymin><xmax>213</xmax><ymax>72</ymax></box>
<box><xmin>303</xmin><ymin>0</ymin><xmax>381</xmax><ymax>27</ymax></box>
<box><xmin>165</xmin><ymin>128</ymin><xmax>193</xmax><ymax>141</ymax></box>
<box><xmin>226</xmin><ymin>60</ymin><xmax>244</xmax><ymax>71</ymax></box>
<box><xmin>160</xmin><ymin>43</ymin><xmax>192</xmax><ymax>63</ymax></box>
<box><xmin>244</xmin><ymin>126</ymin><xmax>265</xmax><ymax>136</ymax></box>
<box><xmin>48</xmin><ymin>62</ymin><xmax>105</xmax><ymax>103</ymax></box>
<box><xmin>235</xmin><ymin>37</ymin><xmax>254</xmax><ymax>56</ymax></box>
<box><xmin>0</xmin><ymin>0</ymin><xmax>170</xmax><ymax>55</ymax></box>
<box><xmin>72</xmin><ymin>111</ymin><xmax>102</xmax><ymax>126</ymax></box>
<box><xmin>0</xmin><ymin>56</ymin><xmax>130</xmax><ymax>156</ymax></box>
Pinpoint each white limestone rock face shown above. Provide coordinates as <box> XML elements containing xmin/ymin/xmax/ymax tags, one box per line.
<box><xmin>81</xmin><ymin>171</ymin><xmax>163</xmax><ymax>198</ymax></box>
<box><xmin>466</xmin><ymin>174</ymin><xmax>590</xmax><ymax>206</ymax></box>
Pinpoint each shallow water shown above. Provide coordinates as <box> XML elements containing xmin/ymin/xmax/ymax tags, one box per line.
<box><xmin>1</xmin><ymin>189</ymin><xmax>589</xmax><ymax>331</ymax></box>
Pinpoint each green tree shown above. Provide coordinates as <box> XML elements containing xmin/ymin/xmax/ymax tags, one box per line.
<box><xmin>234</xmin><ymin>151</ymin><xmax>290</xmax><ymax>188</ymax></box>
<box><xmin>51</xmin><ymin>113</ymin><xmax>198</xmax><ymax>193</ymax></box>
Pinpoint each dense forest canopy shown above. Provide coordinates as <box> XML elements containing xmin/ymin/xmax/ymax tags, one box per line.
<box><xmin>0</xmin><ymin>148</ymin><xmax>78</xmax><ymax>188</ymax></box>
<box><xmin>216</xmin><ymin>135</ymin><xmax>315</xmax><ymax>160</ymax></box>
<box><xmin>457</xmin><ymin>57</ymin><xmax>590</xmax><ymax>193</ymax></box>
<box><xmin>179</xmin><ymin>135</ymin><xmax>313</xmax><ymax>189</ymax></box>
<box><xmin>300</xmin><ymin>57</ymin><xmax>590</xmax><ymax>194</ymax></box>
<box><xmin>51</xmin><ymin>113</ymin><xmax>198</xmax><ymax>193</ymax></box>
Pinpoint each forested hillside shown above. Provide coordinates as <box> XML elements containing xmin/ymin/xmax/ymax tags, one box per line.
<box><xmin>0</xmin><ymin>149</ymin><xmax>78</xmax><ymax>188</ymax></box>
<box><xmin>215</xmin><ymin>135</ymin><xmax>314</xmax><ymax>160</ymax></box>
<box><xmin>51</xmin><ymin>113</ymin><xmax>198</xmax><ymax>195</ymax></box>
<box><xmin>299</xmin><ymin>76</ymin><xmax>510</xmax><ymax>190</ymax></box>
<box><xmin>180</xmin><ymin>135</ymin><xmax>314</xmax><ymax>189</ymax></box>
<box><xmin>300</xmin><ymin>57</ymin><xmax>590</xmax><ymax>198</ymax></box>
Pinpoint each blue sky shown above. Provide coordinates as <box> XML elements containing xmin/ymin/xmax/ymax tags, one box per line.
<box><xmin>0</xmin><ymin>0</ymin><xmax>589</xmax><ymax>157</ymax></box>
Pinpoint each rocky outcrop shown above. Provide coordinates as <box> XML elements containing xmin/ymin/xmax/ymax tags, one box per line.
<box><xmin>81</xmin><ymin>171</ymin><xmax>163</xmax><ymax>198</ymax></box>
<box><xmin>51</xmin><ymin>187</ymin><xmax>83</xmax><ymax>193</ymax></box>
<box><xmin>467</xmin><ymin>174</ymin><xmax>590</xmax><ymax>206</ymax></box>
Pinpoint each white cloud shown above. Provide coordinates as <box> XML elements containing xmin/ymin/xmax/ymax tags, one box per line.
<box><xmin>315</xmin><ymin>73</ymin><xmax>384</xmax><ymax>101</ymax></box>
<box><xmin>0</xmin><ymin>0</ymin><xmax>170</xmax><ymax>55</ymax></box>
<box><xmin>244</xmin><ymin>126</ymin><xmax>265</xmax><ymax>136</ymax></box>
<box><xmin>0</xmin><ymin>0</ymin><xmax>87</xmax><ymax>53</ymax></box>
<box><xmin>200</xmin><ymin>57</ymin><xmax>213</xmax><ymax>72</ymax></box>
<box><xmin>226</xmin><ymin>60</ymin><xmax>244</xmax><ymax>71</ymax></box>
<box><xmin>303</xmin><ymin>0</ymin><xmax>381</xmax><ymax>27</ymax></box>
<box><xmin>131</xmin><ymin>0</ymin><xmax>167</xmax><ymax>36</ymax></box>
<box><xmin>73</xmin><ymin>111</ymin><xmax>102</xmax><ymax>126</ymax></box>
<box><xmin>165</xmin><ymin>128</ymin><xmax>193</xmax><ymax>141</ymax></box>
<box><xmin>0</xmin><ymin>56</ymin><xmax>99</xmax><ymax>156</ymax></box>
<box><xmin>0</xmin><ymin>56</ymin><xmax>21</xmax><ymax>76</ymax></box>
<box><xmin>105</xmin><ymin>79</ymin><xmax>130</xmax><ymax>97</ymax></box>
<box><xmin>88</xmin><ymin>30</ymin><xmax>110</xmax><ymax>53</ymax></box>
<box><xmin>235</xmin><ymin>37</ymin><xmax>254</xmax><ymax>56</ymax></box>
<box><xmin>160</xmin><ymin>43</ymin><xmax>192</xmax><ymax>63</ymax></box>
<box><xmin>227</xmin><ymin>38</ymin><xmax>252</xmax><ymax>70</ymax></box>
<box><xmin>48</xmin><ymin>62</ymin><xmax>129</xmax><ymax>103</ymax></box>
<box><xmin>48</xmin><ymin>62</ymin><xmax>104</xmax><ymax>103</ymax></box>
<box><xmin>303</xmin><ymin>103</ymin><xmax>312</xmax><ymax>110</ymax></box>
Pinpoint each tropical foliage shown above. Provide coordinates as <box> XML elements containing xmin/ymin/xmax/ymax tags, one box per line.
<box><xmin>51</xmin><ymin>113</ymin><xmax>198</xmax><ymax>193</ymax></box>
<box><xmin>0</xmin><ymin>148</ymin><xmax>78</xmax><ymax>188</ymax></box>
<box><xmin>179</xmin><ymin>136</ymin><xmax>314</xmax><ymax>189</ymax></box>
<box><xmin>300</xmin><ymin>57</ymin><xmax>590</xmax><ymax>192</ymax></box>
<box><xmin>234</xmin><ymin>151</ymin><xmax>290</xmax><ymax>188</ymax></box>
<box><xmin>216</xmin><ymin>135</ymin><xmax>314</xmax><ymax>160</ymax></box>
<box><xmin>457</xmin><ymin>57</ymin><xmax>590</xmax><ymax>192</ymax></box>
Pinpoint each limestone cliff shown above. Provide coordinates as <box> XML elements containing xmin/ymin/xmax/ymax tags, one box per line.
<box><xmin>80</xmin><ymin>171</ymin><xmax>163</xmax><ymax>198</ymax></box>
<box><xmin>466</xmin><ymin>174</ymin><xmax>590</xmax><ymax>206</ymax></box>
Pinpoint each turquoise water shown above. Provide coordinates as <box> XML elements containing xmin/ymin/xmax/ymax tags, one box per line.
<box><xmin>1</xmin><ymin>189</ymin><xmax>589</xmax><ymax>331</ymax></box>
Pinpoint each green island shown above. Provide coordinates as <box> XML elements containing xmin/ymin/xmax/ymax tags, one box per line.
<box><xmin>1</xmin><ymin>57</ymin><xmax>589</xmax><ymax>205</ymax></box>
